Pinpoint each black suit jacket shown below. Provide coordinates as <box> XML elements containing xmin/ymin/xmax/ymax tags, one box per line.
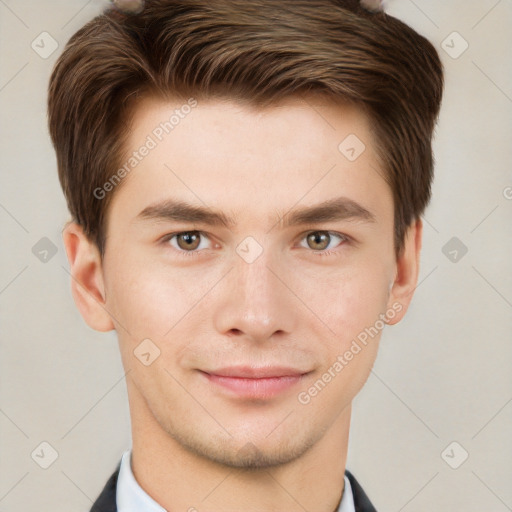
<box><xmin>90</xmin><ymin>462</ymin><xmax>377</xmax><ymax>512</ymax></box>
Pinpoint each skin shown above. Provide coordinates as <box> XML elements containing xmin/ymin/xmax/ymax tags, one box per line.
<box><xmin>63</xmin><ymin>94</ymin><xmax>422</xmax><ymax>512</ymax></box>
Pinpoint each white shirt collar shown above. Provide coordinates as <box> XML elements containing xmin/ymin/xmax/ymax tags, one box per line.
<box><xmin>116</xmin><ymin>449</ymin><xmax>165</xmax><ymax>512</ymax></box>
<box><xmin>117</xmin><ymin>448</ymin><xmax>355</xmax><ymax>512</ymax></box>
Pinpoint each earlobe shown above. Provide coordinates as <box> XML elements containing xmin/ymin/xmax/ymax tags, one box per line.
<box><xmin>62</xmin><ymin>222</ymin><xmax>115</xmax><ymax>332</ymax></box>
<box><xmin>385</xmin><ymin>219</ymin><xmax>423</xmax><ymax>325</ymax></box>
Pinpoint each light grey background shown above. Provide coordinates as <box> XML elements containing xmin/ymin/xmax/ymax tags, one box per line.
<box><xmin>0</xmin><ymin>1</ymin><xmax>511</xmax><ymax>510</ymax></box>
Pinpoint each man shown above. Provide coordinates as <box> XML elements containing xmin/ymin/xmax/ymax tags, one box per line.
<box><xmin>47</xmin><ymin>0</ymin><xmax>443</xmax><ymax>510</ymax></box>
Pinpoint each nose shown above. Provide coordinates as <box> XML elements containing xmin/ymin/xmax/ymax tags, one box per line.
<box><xmin>212</xmin><ymin>245</ymin><xmax>296</xmax><ymax>343</ymax></box>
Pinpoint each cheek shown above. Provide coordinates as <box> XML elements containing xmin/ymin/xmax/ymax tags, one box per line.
<box><xmin>103</xmin><ymin>254</ymin><xmax>176</xmax><ymax>342</ymax></box>
<box><xmin>104</xmin><ymin>259</ymin><xmax>198</xmax><ymax>390</ymax></box>
<box><xmin>295</xmin><ymin>266</ymin><xmax>391</xmax><ymax>412</ymax></box>
<box><xmin>110</xmin><ymin>269</ymin><xmax>161</xmax><ymax>330</ymax></box>
<box><xmin>104</xmin><ymin>253</ymin><xmax>224</xmax><ymax>347</ymax></box>
<box><xmin>293</xmin><ymin>259</ymin><xmax>392</xmax><ymax>348</ymax></box>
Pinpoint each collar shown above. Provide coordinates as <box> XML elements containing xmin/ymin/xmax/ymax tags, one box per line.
<box><xmin>116</xmin><ymin>448</ymin><xmax>355</xmax><ymax>512</ymax></box>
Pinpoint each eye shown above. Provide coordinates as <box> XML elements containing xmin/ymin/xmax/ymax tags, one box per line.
<box><xmin>298</xmin><ymin>230</ymin><xmax>349</xmax><ymax>255</ymax></box>
<box><xmin>161</xmin><ymin>231</ymin><xmax>214</xmax><ymax>256</ymax></box>
<box><xmin>160</xmin><ymin>229</ymin><xmax>350</xmax><ymax>258</ymax></box>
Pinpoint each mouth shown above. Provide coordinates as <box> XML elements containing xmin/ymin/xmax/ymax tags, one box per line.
<box><xmin>198</xmin><ymin>366</ymin><xmax>310</xmax><ymax>400</ymax></box>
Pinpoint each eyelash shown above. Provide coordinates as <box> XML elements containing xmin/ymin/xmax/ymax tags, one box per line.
<box><xmin>159</xmin><ymin>230</ymin><xmax>351</xmax><ymax>258</ymax></box>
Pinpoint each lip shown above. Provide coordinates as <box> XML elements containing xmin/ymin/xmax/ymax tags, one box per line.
<box><xmin>204</xmin><ymin>365</ymin><xmax>307</xmax><ymax>378</ymax></box>
<box><xmin>199</xmin><ymin>366</ymin><xmax>309</xmax><ymax>400</ymax></box>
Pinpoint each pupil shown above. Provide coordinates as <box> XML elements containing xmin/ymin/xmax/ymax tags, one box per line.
<box><xmin>181</xmin><ymin>232</ymin><xmax>198</xmax><ymax>249</ymax></box>
<box><xmin>310</xmin><ymin>232</ymin><xmax>328</xmax><ymax>249</ymax></box>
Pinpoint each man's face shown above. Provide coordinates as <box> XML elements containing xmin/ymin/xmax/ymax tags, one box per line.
<box><xmin>95</xmin><ymin>95</ymin><xmax>409</xmax><ymax>468</ymax></box>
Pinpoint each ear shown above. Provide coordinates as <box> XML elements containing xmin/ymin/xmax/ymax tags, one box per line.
<box><xmin>62</xmin><ymin>222</ymin><xmax>115</xmax><ymax>332</ymax></box>
<box><xmin>385</xmin><ymin>218</ymin><xmax>423</xmax><ymax>325</ymax></box>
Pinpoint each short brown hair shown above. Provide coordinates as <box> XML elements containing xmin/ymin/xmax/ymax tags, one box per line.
<box><xmin>48</xmin><ymin>0</ymin><xmax>444</xmax><ymax>258</ymax></box>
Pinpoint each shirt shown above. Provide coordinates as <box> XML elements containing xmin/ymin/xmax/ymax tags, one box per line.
<box><xmin>116</xmin><ymin>448</ymin><xmax>356</xmax><ymax>512</ymax></box>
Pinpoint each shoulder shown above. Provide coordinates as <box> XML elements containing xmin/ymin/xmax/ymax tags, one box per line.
<box><xmin>89</xmin><ymin>462</ymin><xmax>121</xmax><ymax>512</ymax></box>
<box><xmin>88</xmin><ymin>461</ymin><xmax>377</xmax><ymax>512</ymax></box>
<box><xmin>345</xmin><ymin>469</ymin><xmax>378</xmax><ymax>512</ymax></box>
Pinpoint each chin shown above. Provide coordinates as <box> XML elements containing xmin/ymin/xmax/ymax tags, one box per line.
<box><xmin>168</xmin><ymin>421</ymin><xmax>320</xmax><ymax>470</ymax></box>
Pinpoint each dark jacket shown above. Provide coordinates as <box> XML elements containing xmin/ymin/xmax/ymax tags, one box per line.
<box><xmin>90</xmin><ymin>462</ymin><xmax>377</xmax><ymax>512</ymax></box>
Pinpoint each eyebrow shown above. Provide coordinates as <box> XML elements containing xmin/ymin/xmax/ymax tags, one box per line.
<box><xmin>135</xmin><ymin>196</ymin><xmax>376</xmax><ymax>229</ymax></box>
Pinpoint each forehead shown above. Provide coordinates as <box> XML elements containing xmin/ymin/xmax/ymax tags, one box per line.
<box><xmin>106</xmin><ymin>94</ymin><xmax>392</xmax><ymax>231</ymax></box>
<box><xmin>123</xmin><ymin>93</ymin><xmax>375</xmax><ymax>164</ymax></box>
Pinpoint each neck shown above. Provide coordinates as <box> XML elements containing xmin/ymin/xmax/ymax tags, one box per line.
<box><xmin>127</xmin><ymin>380</ymin><xmax>351</xmax><ymax>512</ymax></box>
